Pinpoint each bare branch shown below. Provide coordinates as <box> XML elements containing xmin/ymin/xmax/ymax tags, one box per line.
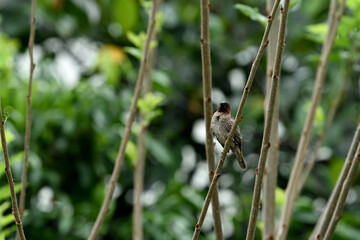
<box><xmin>200</xmin><ymin>0</ymin><xmax>223</xmax><ymax>239</ymax></box>
<box><xmin>192</xmin><ymin>0</ymin><xmax>281</xmax><ymax>238</ymax></box>
<box><xmin>0</xmin><ymin>100</ymin><xmax>26</xmax><ymax>239</ymax></box>
<box><xmin>88</xmin><ymin>1</ymin><xmax>161</xmax><ymax>238</ymax></box>
<box><xmin>18</xmin><ymin>0</ymin><xmax>37</xmax><ymax>227</ymax></box>
<box><xmin>246</xmin><ymin>1</ymin><xmax>290</xmax><ymax>239</ymax></box>
<box><xmin>312</xmin><ymin>124</ymin><xmax>360</xmax><ymax>239</ymax></box>
<box><xmin>298</xmin><ymin>62</ymin><xmax>350</xmax><ymax>196</ymax></box>
<box><xmin>262</xmin><ymin>0</ymin><xmax>280</xmax><ymax>238</ymax></box>
<box><xmin>276</xmin><ymin>0</ymin><xmax>346</xmax><ymax>239</ymax></box>
<box><xmin>323</xmin><ymin>141</ymin><xmax>360</xmax><ymax>240</ymax></box>
<box><xmin>132</xmin><ymin>6</ymin><xmax>161</xmax><ymax>239</ymax></box>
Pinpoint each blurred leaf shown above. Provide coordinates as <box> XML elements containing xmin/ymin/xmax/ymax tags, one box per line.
<box><xmin>276</xmin><ymin>187</ymin><xmax>285</xmax><ymax>208</ymax></box>
<box><xmin>155</xmin><ymin>12</ymin><xmax>165</xmax><ymax>32</ymax></box>
<box><xmin>234</xmin><ymin>4</ymin><xmax>267</xmax><ymax>26</ymax></box>
<box><xmin>0</xmin><ymin>152</ymin><xmax>23</xmax><ymax>179</ymax></box>
<box><xmin>124</xmin><ymin>46</ymin><xmax>142</xmax><ymax>60</ymax></box>
<box><xmin>0</xmin><ymin>201</ymin><xmax>10</xmax><ymax>213</ymax></box>
<box><xmin>3</xmin><ymin>106</ymin><xmax>12</xmax><ymax>123</ymax></box>
<box><xmin>329</xmin><ymin>158</ymin><xmax>344</xmax><ymax>188</ymax></box>
<box><xmin>146</xmin><ymin>135</ymin><xmax>173</xmax><ymax>166</ymax></box>
<box><xmin>125</xmin><ymin>140</ymin><xmax>138</xmax><ymax>167</ymax></box>
<box><xmin>0</xmin><ymin>212</ymin><xmax>15</xmax><ymax>228</ymax></box>
<box><xmin>112</xmin><ymin>0</ymin><xmax>139</xmax><ymax>31</ymax></box>
<box><xmin>96</xmin><ymin>44</ymin><xmax>125</xmax><ymax>85</ymax></box>
<box><xmin>0</xmin><ymin>183</ymin><xmax>21</xmax><ymax>201</ymax></box>
<box><xmin>138</xmin><ymin>93</ymin><xmax>164</xmax><ymax>126</ymax></box>
<box><xmin>126</xmin><ymin>31</ymin><xmax>146</xmax><ymax>49</ymax></box>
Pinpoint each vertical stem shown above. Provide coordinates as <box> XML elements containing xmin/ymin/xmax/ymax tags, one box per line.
<box><xmin>88</xmin><ymin>1</ymin><xmax>160</xmax><ymax>239</ymax></box>
<box><xmin>276</xmin><ymin>0</ymin><xmax>346</xmax><ymax>239</ymax></box>
<box><xmin>19</xmin><ymin>0</ymin><xmax>37</xmax><ymax>225</ymax></box>
<box><xmin>246</xmin><ymin>1</ymin><xmax>290</xmax><ymax>240</ymax></box>
<box><xmin>263</xmin><ymin>0</ymin><xmax>280</xmax><ymax>239</ymax></box>
<box><xmin>200</xmin><ymin>0</ymin><xmax>223</xmax><ymax>239</ymax></box>
<box><xmin>0</xmin><ymin>100</ymin><xmax>26</xmax><ymax>240</ymax></box>
<box><xmin>132</xmin><ymin>7</ymin><xmax>161</xmax><ymax>239</ymax></box>
<box><xmin>192</xmin><ymin>0</ymin><xmax>281</xmax><ymax>238</ymax></box>
<box><xmin>311</xmin><ymin>124</ymin><xmax>360</xmax><ymax>239</ymax></box>
<box><xmin>323</xmin><ymin>143</ymin><xmax>360</xmax><ymax>240</ymax></box>
<box><xmin>297</xmin><ymin>63</ymin><xmax>350</xmax><ymax>196</ymax></box>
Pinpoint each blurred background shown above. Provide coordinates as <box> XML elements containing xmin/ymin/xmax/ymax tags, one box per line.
<box><xmin>0</xmin><ymin>0</ymin><xmax>359</xmax><ymax>239</ymax></box>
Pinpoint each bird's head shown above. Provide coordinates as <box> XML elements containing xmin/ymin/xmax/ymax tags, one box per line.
<box><xmin>217</xmin><ymin>101</ymin><xmax>231</xmax><ymax>114</ymax></box>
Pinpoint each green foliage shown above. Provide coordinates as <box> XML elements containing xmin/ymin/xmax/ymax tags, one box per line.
<box><xmin>3</xmin><ymin>106</ymin><xmax>12</xmax><ymax>123</ymax></box>
<box><xmin>137</xmin><ymin>92</ymin><xmax>164</xmax><ymax>126</ymax></box>
<box><xmin>125</xmin><ymin>140</ymin><xmax>138</xmax><ymax>167</ymax></box>
<box><xmin>234</xmin><ymin>4</ymin><xmax>267</xmax><ymax>26</ymax></box>
<box><xmin>0</xmin><ymin>0</ymin><xmax>359</xmax><ymax>239</ymax></box>
<box><xmin>112</xmin><ymin>0</ymin><xmax>139</xmax><ymax>31</ymax></box>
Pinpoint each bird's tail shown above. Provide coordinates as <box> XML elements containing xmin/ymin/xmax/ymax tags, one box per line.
<box><xmin>234</xmin><ymin>147</ymin><xmax>247</xmax><ymax>170</ymax></box>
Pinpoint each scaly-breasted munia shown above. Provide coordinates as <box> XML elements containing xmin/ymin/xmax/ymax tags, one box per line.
<box><xmin>210</xmin><ymin>101</ymin><xmax>247</xmax><ymax>169</ymax></box>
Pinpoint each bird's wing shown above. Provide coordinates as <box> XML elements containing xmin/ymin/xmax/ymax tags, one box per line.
<box><xmin>225</xmin><ymin>117</ymin><xmax>242</xmax><ymax>149</ymax></box>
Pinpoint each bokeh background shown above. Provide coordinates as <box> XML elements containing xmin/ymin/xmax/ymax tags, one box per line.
<box><xmin>0</xmin><ymin>0</ymin><xmax>359</xmax><ymax>239</ymax></box>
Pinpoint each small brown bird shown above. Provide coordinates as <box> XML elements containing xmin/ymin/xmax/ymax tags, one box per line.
<box><xmin>210</xmin><ymin>101</ymin><xmax>247</xmax><ymax>169</ymax></box>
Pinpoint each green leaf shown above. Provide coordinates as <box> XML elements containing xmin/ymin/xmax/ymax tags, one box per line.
<box><xmin>125</xmin><ymin>140</ymin><xmax>138</xmax><ymax>167</ymax></box>
<box><xmin>276</xmin><ymin>187</ymin><xmax>285</xmax><ymax>207</ymax></box>
<box><xmin>138</xmin><ymin>93</ymin><xmax>164</xmax><ymax>126</ymax></box>
<box><xmin>112</xmin><ymin>0</ymin><xmax>139</xmax><ymax>31</ymax></box>
<box><xmin>234</xmin><ymin>4</ymin><xmax>267</xmax><ymax>26</ymax></box>
<box><xmin>0</xmin><ymin>201</ymin><xmax>10</xmax><ymax>213</ymax></box>
<box><xmin>126</xmin><ymin>31</ymin><xmax>146</xmax><ymax>49</ymax></box>
<box><xmin>0</xmin><ymin>183</ymin><xmax>22</xmax><ymax>202</ymax></box>
<box><xmin>3</xmin><ymin>106</ymin><xmax>12</xmax><ymax>122</ymax></box>
<box><xmin>124</xmin><ymin>47</ymin><xmax>142</xmax><ymax>60</ymax></box>
<box><xmin>0</xmin><ymin>212</ymin><xmax>15</xmax><ymax>228</ymax></box>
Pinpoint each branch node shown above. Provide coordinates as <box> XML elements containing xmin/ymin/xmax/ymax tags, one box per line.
<box><xmin>200</xmin><ymin>38</ymin><xmax>205</xmax><ymax>44</ymax></box>
<box><xmin>195</xmin><ymin>223</ymin><xmax>200</xmax><ymax>229</ymax></box>
<box><xmin>267</xmin><ymin>142</ymin><xmax>271</xmax><ymax>148</ymax></box>
<box><xmin>216</xmin><ymin>173</ymin><xmax>221</xmax><ymax>178</ymax></box>
<box><xmin>207</xmin><ymin>97</ymin><xmax>211</xmax><ymax>102</ymax></box>
<box><xmin>280</xmin><ymin>6</ymin><xmax>284</xmax><ymax>13</ymax></box>
<box><xmin>255</xmin><ymin>168</ymin><xmax>259</xmax><ymax>174</ymax></box>
<box><xmin>265</xmin><ymin>40</ymin><xmax>270</xmax><ymax>47</ymax></box>
<box><xmin>208</xmin><ymin>1</ymin><xmax>212</xmax><ymax>7</ymax></box>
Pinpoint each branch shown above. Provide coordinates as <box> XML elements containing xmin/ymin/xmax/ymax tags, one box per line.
<box><xmin>192</xmin><ymin>0</ymin><xmax>281</xmax><ymax>238</ymax></box>
<box><xmin>132</xmin><ymin>6</ymin><xmax>161</xmax><ymax>239</ymax></box>
<box><xmin>276</xmin><ymin>0</ymin><xmax>345</xmax><ymax>239</ymax></box>
<box><xmin>262</xmin><ymin>0</ymin><xmax>280</xmax><ymax>238</ymax></box>
<box><xmin>297</xmin><ymin>61</ymin><xmax>350</xmax><ymax>196</ymax></box>
<box><xmin>323</xmin><ymin>141</ymin><xmax>360</xmax><ymax>240</ymax></box>
<box><xmin>200</xmin><ymin>0</ymin><xmax>223</xmax><ymax>239</ymax></box>
<box><xmin>246</xmin><ymin>1</ymin><xmax>290</xmax><ymax>240</ymax></box>
<box><xmin>88</xmin><ymin>1</ymin><xmax>160</xmax><ymax>238</ymax></box>
<box><xmin>311</xmin><ymin>124</ymin><xmax>360</xmax><ymax>239</ymax></box>
<box><xmin>0</xmin><ymin>101</ymin><xmax>26</xmax><ymax>239</ymax></box>
<box><xmin>19</xmin><ymin>0</ymin><xmax>37</xmax><ymax>226</ymax></box>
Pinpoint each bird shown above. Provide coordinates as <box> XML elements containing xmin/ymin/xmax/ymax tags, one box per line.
<box><xmin>210</xmin><ymin>101</ymin><xmax>247</xmax><ymax>169</ymax></box>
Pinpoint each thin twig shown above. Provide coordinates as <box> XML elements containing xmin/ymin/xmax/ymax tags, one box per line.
<box><xmin>246</xmin><ymin>1</ymin><xmax>290</xmax><ymax>240</ymax></box>
<box><xmin>200</xmin><ymin>0</ymin><xmax>223</xmax><ymax>239</ymax></box>
<box><xmin>311</xmin><ymin>124</ymin><xmax>360</xmax><ymax>240</ymax></box>
<box><xmin>88</xmin><ymin>1</ymin><xmax>160</xmax><ymax>238</ymax></box>
<box><xmin>276</xmin><ymin>0</ymin><xmax>346</xmax><ymax>239</ymax></box>
<box><xmin>297</xmin><ymin>62</ymin><xmax>350</xmax><ymax>196</ymax></box>
<box><xmin>262</xmin><ymin>0</ymin><xmax>280</xmax><ymax>238</ymax></box>
<box><xmin>192</xmin><ymin>0</ymin><xmax>281</xmax><ymax>238</ymax></box>
<box><xmin>323</xmin><ymin>142</ymin><xmax>360</xmax><ymax>240</ymax></box>
<box><xmin>0</xmin><ymin>100</ymin><xmax>26</xmax><ymax>239</ymax></box>
<box><xmin>132</xmin><ymin>7</ymin><xmax>160</xmax><ymax>239</ymax></box>
<box><xmin>18</xmin><ymin>0</ymin><xmax>37</xmax><ymax>226</ymax></box>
